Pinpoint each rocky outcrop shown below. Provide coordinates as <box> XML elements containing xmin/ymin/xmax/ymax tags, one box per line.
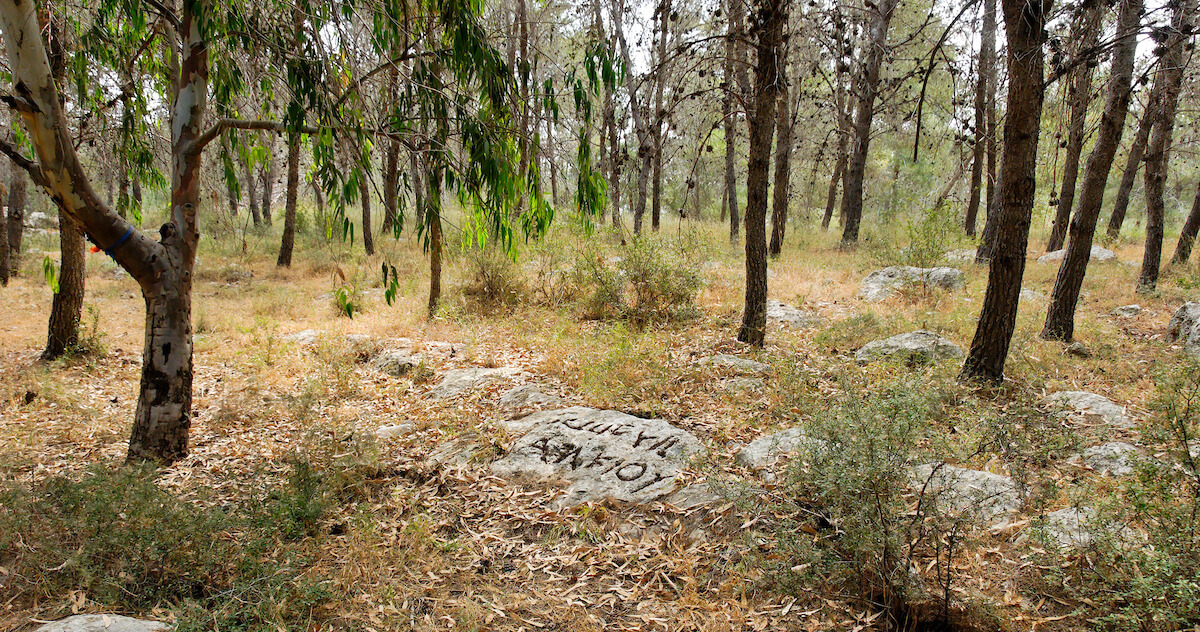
<box><xmin>855</xmin><ymin>331</ymin><xmax>964</xmax><ymax>365</ymax></box>
<box><xmin>858</xmin><ymin>266</ymin><xmax>965</xmax><ymax>302</ymax></box>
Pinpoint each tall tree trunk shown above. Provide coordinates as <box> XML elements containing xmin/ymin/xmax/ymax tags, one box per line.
<box><xmin>821</xmin><ymin>136</ymin><xmax>848</xmax><ymax>229</ymax></box>
<box><xmin>1137</xmin><ymin>0</ymin><xmax>1193</xmax><ymax>292</ymax></box>
<box><xmin>722</xmin><ymin>0</ymin><xmax>744</xmax><ymax>243</ymax></box>
<box><xmin>245</xmin><ymin>159</ymin><xmax>261</xmax><ymax>226</ymax></box>
<box><xmin>974</xmin><ymin>0</ymin><xmax>999</xmax><ymax>260</ymax></box>
<box><xmin>839</xmin><ymin>0</ymin><xmax>899</xmax><ymax>246</ymax></box>
<box><xmin>1105</xmin><ymin>97</ymin><xmax>1154</xmax><ymax>239</ymax></box>
<box><xmin>960</xmin><ymin>0</ymin><xmax>1051</xmax><ymax>383</ymax></box>
<box><xmin>769</xmin><ymin>55</ymin><xmax>792</xmax><ymax>257</ymax></box>
<box><xmin>381</xmin><ymin>65</ymin><xmax>400</xmax><ymax>235</ymax></box>
<box><xmin>277</xmin><ymin>131</ymin><xmax>300</xmax><ymax>267</ymax></box>
<box><xmin>1046</xmin><ymin>0</ymin><xmax>1103</xmax><ymax>252</ymax></box>
<box><xmin>1042</xmin><ymin>0</ymin><xmax>1140</xmax><ymax>341</ymax></box>
<box><xmin>0</xmin><ymin>162</ymin><xmax>7</xmax><ymax>285</ymax></box>
<box><xmin>426</xmin><ymin>164</ymin><xmax>442</xmax><ymax>317</ymax></box>
<box><xmin>1170</xmin><ymin>180</ymin><xmax>1200</xmax><ymax>265</ymax></box>
<box><xmin>359</xmin><ymin>167</ymin><xmax>375</xmax><ymax>256</ymax></box>
<box><xmin>737</xmin><ymin>0</ymin><xmax>785</xmax><ymax>348</ymax></box>
<box><xmin>612</xmin><ymin>0</ymin><xmax>653</xmax><ymax>235</ymax></box>
<box><xmin>607</xmin><ymin>103</ymin><xmax>622</xmax><ymax>227</ymax></box>
<box><xmin>965</xmin><ymin>0</ymin><xmax>996</xmax><ymax>237</ymax></box>
<box><xmin>546</xmin><ymin>111</ymin><xmax>558</xmax><ymax>204</ymax></box>
<box><xmin>7</xmin><ymin>164</ymin><xmax>25</xmax><ymax>276</ymax></box>
<box><xmin>650</xmin><ymin>0</ymin><xmax>671</xmax><ymax>232</ymax></box>
<box><xmin>261</xmin><ymin>138</ymin><xmax>275</xmax><ymax>225</ymax></box>
<box><xmin>43</xmin><ymin>215</ymin><xmax>85</xmax><ymax>359</ymax></box>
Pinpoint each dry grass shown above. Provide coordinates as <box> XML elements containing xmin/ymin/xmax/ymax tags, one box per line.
<box><xmin>0</xmin><ymin>217</ymin><xmax>1196</xmax><ymax>631</ymax></box>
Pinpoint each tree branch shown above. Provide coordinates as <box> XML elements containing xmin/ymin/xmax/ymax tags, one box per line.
<box><xmin>0</xmin><ymin>136</ymin><xmax>49</xmax><ymax>188</ymax></box>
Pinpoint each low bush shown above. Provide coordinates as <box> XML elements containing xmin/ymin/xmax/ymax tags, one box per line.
<box><xmin>571</xmin><ymin>234</ymin><xmax>703</xmax><ymax>327</ymax></box>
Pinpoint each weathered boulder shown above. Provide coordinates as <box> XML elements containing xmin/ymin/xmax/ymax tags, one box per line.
<box><xmin>425</xmin><ymin>434</ymin><xmax>485</xmax><ymax>470</ymax></box>
<box><xmin>492</xmin><ymin>407</ymin><xmax>705</xmax><ymax>506</ymax></box>
<box><xmin>910</xmin><ymin>464</ymin><xmax>1023</xmax><ymax>527</ymax></box>
<box><xmin>664</xmin><ymin>483</ymin><xmax>723</xmax><ymax>510</ymax></box>
<box><xmin>735</xmin><ymin>427</ymin><xmax>822</xmax><ymax>469</ymax></box>
<box><xmin>428</xmin><ymin>367</ymin><xmax>508</xmax><ymax>399</ymax></box>
<box><xmin>499</xmin><ymin>385</ymin><xmax>564</xmax><ymax>411</ymax></box>
<box><xmin>701</xmin><ymin>354</ymin><xmax>772</xmax><ymax>375</ymax></box>
<box><xmin>766</xmin><ymin>300</ymin><xmax>828</xmax><ymax>328</ymax></box>
<box><xmin>1166</xmin><ymin>302</ymin><xmax>1200</xmax><ymax>359</ymax></box>
<box><xmin>1036</xmin><ymin>507</ymin><xmax>1095</xmax><ymax>549</ymax></box>
<box><xmin>1037</xmin><ymin>245</ymin><xmax>1115</xmax><ymax>264</ymax></box>
<box><xmin>855</xmin><ymin>331</ymin><xmax>964</xmax><ymax>365</ymax></box>
<box><xmin>1042</xmin><ymin>391</ymin><xmax>1132</xmax><ymax>428</ymax></box>
<box><xmin>33</xmin><ymin>615</ymin><xmax>168</xmax><ymax>632</ymax></box>
<box><xmin>1082</xmin><ymin>442</ymin><xmax>1139</xmax><ymax>476</ymax></box>
<box><xmin>1111</xmin><ymin>304</ymin><xmax>1142</xmax><ymax>318</ymax></box>
<box><xmin>371</xmin><ymin>349</ymin><xmax>422</xmax><ymax>376</ymax></box>
<box><xmin>858</xmin><ymin>266</ymin><xmax>965</xmax><ymax>302</ymax></box>
<box><xmin>285</xmin><ymin>329</ymin><xmax>322</xmax><ymax>347</ymax></box>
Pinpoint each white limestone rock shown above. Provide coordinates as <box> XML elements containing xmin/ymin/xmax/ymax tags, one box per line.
<box><xmin>1037</xmin><ymin>245</ymin><xmax>1115</xmax><ymax>264</ymax></box>
<box><xmin>371</xmin><ymin>349</ymin><xmax>422</xmax><ymax>376</ymax></box>
<box><xmin>1166</xmin><ymin>302</ymin><xmax>1200</xmax><ymax>359</ymax></box>
<box><xmin>855</xmin><ymin>331</ymin><xmax>964</xmax><ymax>365</ymax></box>
<box><xmin>284</xmin><ymin>329</ymin><xmax>322</xmax><ymax>347</ymax></box>
<box><xmin>735</xmin><ymin>427</ymin><xmax>823</xmax><ymax>469</ymax></box>
<box><xmin>858</xmin><ymin>266</ymin><xmax>965</xmax><ymax>302</ymax></box>
<box><xmin>499</xmin><ymin>385</ymin><xmax>564</xmax><ymax>411</ymax></box>
<box><xmin>943</xmin><ymin>249</ymin><xmax>977</xmax><ymax>263</ymax></box>
<box><xmin>766</xmin><ymin>300</ymin><xmax>828</xmax><ymax>328</ymax></box>
<box><xmin>1082</xmin><ymin>442</ymin><xmax>1139</xmax><ymax>476</ymax></box>
<box><xmin>1037</xmin><ymin>507</ymin><xmax>1095</xmax><ymax>549</ymax></box>
<box><xmin>492</xmin><ymin>407</ymin><xmax>705</xmax><ymax>506</ymax></box>
<box><xmin>33</xmin><ymin>615</ymin><xmax>169</xmax><ymax>632</ymax></box>
<box><xmin>1042</xmin><ymin>391</ymin><xmax>1132</xmax><ymax>428</ymax></box>
<box><xmin>910</xmin><ymin>464</ymin><xmax>1024</xmax><ymax>527</ymax></box>
<box><xmin>428</xmin><ymin>367</ymin><xmax>509</xmax><ymax>399</ymax></box>
<box><xmin>375</xmin><ymin>422</ymin><xmax>414</xmax><ymax>440</ymax></box>
<box><xmin>1111</xmin><ymin>304</ymin><xmax>1142</xmax><ymax>318</ymax></box>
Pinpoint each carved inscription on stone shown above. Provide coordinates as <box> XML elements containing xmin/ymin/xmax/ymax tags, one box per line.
<box><xmin>491</xmin><ymin>407</ymin><xmax>705</xmax><ymax>506</ymax></box>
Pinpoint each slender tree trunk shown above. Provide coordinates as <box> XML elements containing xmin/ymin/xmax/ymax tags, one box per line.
<box><xmin>382</xmin><ymin>66</ymin><xmax>400</xmax><ymax>235</ymax></box>
<box><xmin>261</xmin><ymin>139</ymin><xmax>275</xmax><ymax>225</ymax></box>
<box><xmin>1046</xmin><ymin>0</ymin><xmax>1103</xmax><ymax>252</ymax></box>
<box><xmin>650</xmin><ymin>0</ymin><xmax>671</xmax><ymax>232</ymax></box>
<box><xmin>738</xmin><ymin>0</ymin><xmax>785</xmax><ymax>348</ymax></box>
<box><xmin>1138</xmin><ymin>0</ymin><xmax>1193</xmax><ymax>292</ymax></box>
<box><xmin>117</xmin><ymin>169</ymin><xmax>130</xmax><ymax>218</ymax></box>
<box><xmin>974</xmin><ymin>0</ymin><xmax>999</xmax><ymax>259</ymax></box>
<box><xmin>359</xmin><ymin>167</ymin><xmax>375</xmax><ymax>256</ymax></box>
<box><xmin>1042</xmin><ymin>0</ymin><xmax>1140</xmax><ymax>341</ymax></box>
<box><xmin>0</xmin><ymin>166</ymin><xmax>7</xmax><ymax>285</ymax></box>
<box><xmin>769</xmin><ymin>57</ymin><xmax>792</xmax><ymax>257</ymax></box>
<box><xmin>608</xmin><ymin>104</ymin><xmax>622</xmax><ymax>227</ymax></box>
<box><xmin>1171</xmin><ymin>180</ymin><xmax>1200</xmax><ymax>265</ymax></box>
<box><xmin>42</xmin><ymin>215</ymin><xmax>85</xmax><ymax>359</ymax></box>
<box><xmin>960</xmin><ymin>0</ymin><xmax>1051</xmax><ymax>383</ymax></box>
<box><xmin>839</xmin><ymin>0</ymin><xmax>899</xmax><ymax>246</ymax></box>
<box><xmin>411</xmin><ymin>151</ymin><xmax>424</xmax><ymax>224</ymax></box>
<box><xmin>723</xmin><ymin>0</ymin><xmax>744</xmax><ymax>244</ymax></box>
<box><xmin>546</xmin><ymin>112</ymin><xmax>558</xmax><ymax>204</ymax></box>
<box><xmin>965</xmin><ymin>2</ymin><xmax>995</xmax><ymax>237</ymax></box>
<box><xmin>277</xmin><ymin>131</ymin><xmax>300</xmax><ymax>267</ymax></box>
<box><xmin>245</xmin><ymin>159</ymin><xmax>261</xmax><ymax>226</ymax></box>
<box><xmin>426</xmin><ymin>164</ymin><xmax>442</xmax><ymax>317</ymax></box>
<box><xmin>131</xmin><ymin>177</ymin><xmax>142</xmax><ymax>211</ymax></box>
<box><xmin>1106</xmin><ymin>97</ymin><xmax>1154</xmax><ymax>239</ymax></box>
<box><xmin>612</xmin><ymin>0</ymin><xmax>653</xmax><ymax>235</ymax></box>
<box><xmin>7</xmin><ymin>163</ymin><xmax>25</xmax><ymax>277</ymax></box>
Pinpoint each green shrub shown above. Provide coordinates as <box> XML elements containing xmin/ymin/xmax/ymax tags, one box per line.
<box><xmin>571</xmin><ymin>234</ymin><xmax>703</xmax><ymax>326</ymax></box>
<box><xmin>462</xmin><ymin>244</ymin><xmax>527</xmax><ymax>310</ymax></box>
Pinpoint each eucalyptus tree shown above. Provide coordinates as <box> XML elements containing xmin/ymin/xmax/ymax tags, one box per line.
<box><xmin>960</xmin><ymin>0</ymin><xmax>1052</xmax><ymax>383</ymax></box>
<box><xmin>0</xmin><ymin>0</ymin><xmax>557</xmax><ymax>464</ymax></box>
<box><xmin>1042</xmin><ymin>0</ymin><xmax>1141</xmax><ymax>342</ymax></box>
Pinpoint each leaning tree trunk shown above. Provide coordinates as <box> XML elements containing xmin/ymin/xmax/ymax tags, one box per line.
<box><xmin>839</xmin><ymin>0</ymin><xmax>899</xmax><ymax>246</ymax></box>
<box><xmin>42</xmin><ymin>214</ymin><xmax>85</xmax><ymax>359</ymax></box>
<box><xmin>7</xmin><ymin>160</ymin><xmax>25</xmax><ymax>277</ymax></box>
<box><xmin>1041</xmin><ymin>0</ymin><xmax>1140</xmax><ymax>342</ymax></box>
<box><xmin>1046</xmin><ymin>0</ymin><xmax>1103</xmax><ymax>252</ymax></box>
<box><xmin>1138</xmin><ymin>0</ymin><xmax>1193</xmax><ymax>292</ymax></box>
<box><xmin>960</xmin><ymin>0</ymin><xmax>1051</xmax><ymax>383</ymax></box>
<box><xmin>1105</xmin><ymin>96</ymin><xmax>1154</xmax><ymax>239</ymax></box>
<box><xmin>277</xmin><ymin>131</ymin><xmax>300</xmax><ymax>267</ymax></box>
<box><xmin>1171</xmin><ymin>180</ymin><xmax>1200</xmax><ymax>265</ymax></box>
<box><xmin>737</xmin><ymin>0</ymin><xmax>785</xmax><ymax>348</ymax></box>
<box><xmin>768</xmin><ymin>58</ymin><xmax>792</xmax><ymax>257</ymax></box>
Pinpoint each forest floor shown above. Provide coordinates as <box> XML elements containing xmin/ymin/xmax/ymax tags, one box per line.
<box><xmin>1</xmin><ymin>219</ymin><xmax>1197</xmax><ymax>632</ymax></box>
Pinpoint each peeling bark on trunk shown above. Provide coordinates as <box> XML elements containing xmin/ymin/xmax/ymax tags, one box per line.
<box><xmin>1138</xmin><ymin>0</ymin><xmax>1193</xmax><ymax>292</ymax></box>
<box><xmin>1046</xmin><ymin>0</ymin><xmax>1102</xmax><ymax>252</ymax></box>
<box><xmin>1171</xmin><ymin>180</ymin><xmax>1200</xmax><ymax>265</ymax></box>
<box><xmin>960</xmin><ymin>0</ymin><xmax>1051</xmax><ymax>383</ymax></box>
<box><xmin>1105</xmin><ymin>98</ymin><xmax>1153</xmax><ymax>239</ymax></box>
<box><xmin>738</xmin><ymin>0</ymin><xmax>785</xmax><ymax>348</ymax></box>
<box><xmin>1042</xmin><ymin>0</ymin><xmax>1139</xmax><ymax>341</ymax></box>
<box><xmin>277</xmin><ymin>131</ymin><xmax>300</xmax><ymax>267</ymax></box>
<box><xmin>839</xmin><ymin>0</ymin><xmax>899</xmax><ymax>246</ymax></box>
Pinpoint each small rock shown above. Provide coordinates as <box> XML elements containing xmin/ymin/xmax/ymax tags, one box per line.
<box><xmin>285</xmin><ymin>329</ymin><xmax>322</xmax><ymax>347</ymax></box>
<box><xmin>1082</xmin><ymin>442</ymin><xmax>1139</xmax><ymax>476</ymax></box>
<box><xmin>735</xmin><ymin>427</ymin><xmax>823</xmax><ymax>469</ymax></box>
<box><xmin>858</xmin><ymin>266</ymin><xmax>965</xmax><ymax>302</ymax></box>
<box><xmin>1111</xmin><ymin>304</ymin><xmax>1142</xmax><ymax>318</ymax></box>
<box><xmin>1037</xmin><ymin>245</ymin><xmax>1116</xmax><ymax>264</ymax></box>
<box><xmin>701</xmin><ymin>354</ymin><xmax>772</xmax><ymax>375</ymax></box>
<box><xmin>1037</xmin><ymin>507</ymin><xmax>1095</xmax><ymax>549</ymax></box>
<box><xmin>372</xmin><ymin>349</ymin><xmax>422</xmax><ymax>376</ymax></box>
<box><xmin>429</xmin><ymin>367</ymin><xmax>508</xmax><ymax>399</ymax></box>
<box><xmin>766</xmin><ymin>299</ymin><xmax>828</xmax><ymax>328</ymax></box>
<box><xmin>499</xmin><ymin>385</ymin><xmax>564</xmax><ymax>411</ymax></box>
<box><xmin>375</xmin><ymin>423</ymin><xmax>414</xmax><ymax>440</ymax></box>
<box><xmin>943</xmin><ymin>249</ymin><xmax>977</xmax><ymax>263</ymax></box>
<box><xmin>664</xmin><ymin>483</ymin><xmax>723</xmax><ymax>510</ymax></box>
<box><xmin>426</xmin><ymin>434</ymin><xmax>484</xmax><ymax>470</ymax></box>
<box><xmin>855</xmin><ymin>331</ymin><xmax>964</xmax><ymax>365</ymax></box>
<box><xmin>1020</xmin><ymin>288</ymin><xmax>1046</xmax><ymax>302</ymax></box>
<box><xmin>1166</xmin><ymin>302</ymin><xmax>1200</xmax><ymax>359</ymax></box>
<box><xmin>1065</xmin><ymin>341</ymin><xmax>1092</xmax><ymax>358</ymax></box>
<box><xmin>1042</xmin><ymin>391</ymin><xmax>1132</xmax><ymax>428</ymax></box>
<box><xmin>491</xmin><ymin>407</ymin><xmax>706</xmax><ymax>506</ymax></box>
<box><xmin>33</xmin><ymin>615</ymin><xmax>169</xmax><ymax>632</ymax></box>
<box><xmin>910</xmin><ymin>464</ymin><xmax>1023</xmax><ymax>527</ymax></box>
